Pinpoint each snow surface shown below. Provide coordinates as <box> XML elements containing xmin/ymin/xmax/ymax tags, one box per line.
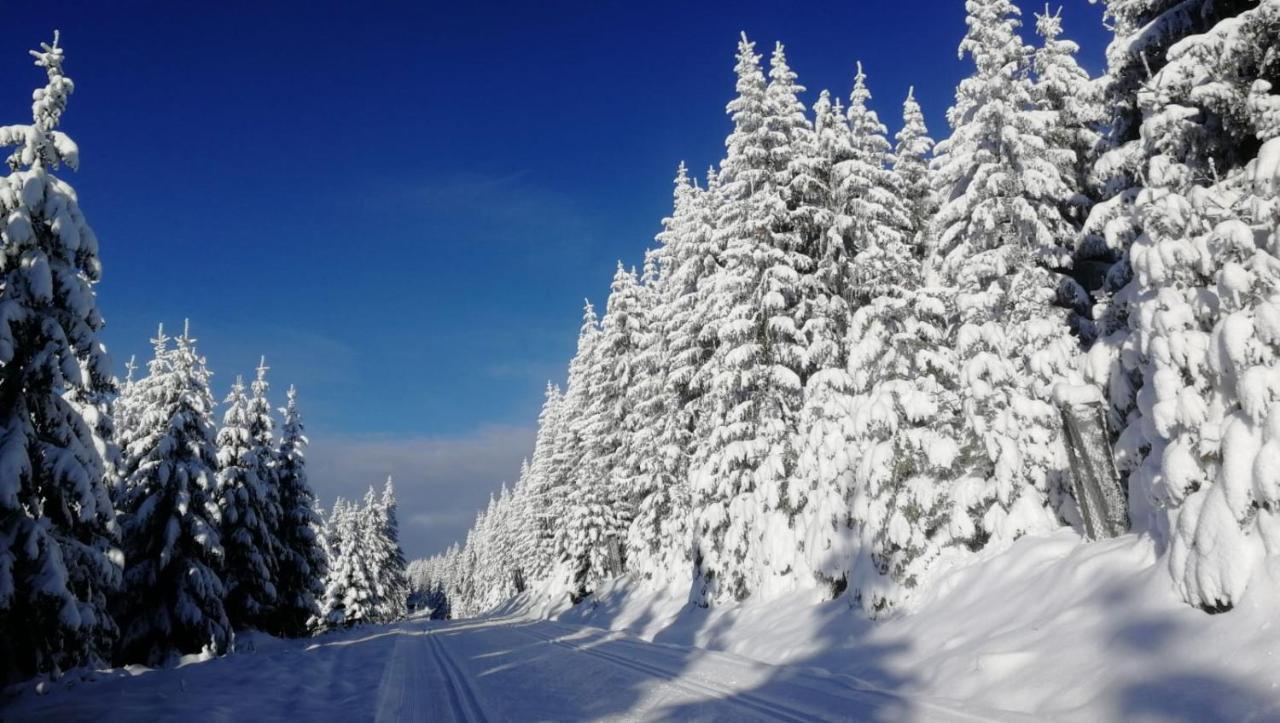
<box><xmin>7</xmin><ymin>531</ymin><xmax>1278</xmax><ymax>721</ymax></box>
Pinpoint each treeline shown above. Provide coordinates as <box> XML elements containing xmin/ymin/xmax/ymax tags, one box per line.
<box><xmin>0</xmin><ymin>36</ymin><xmax>408</xmax><ymax>685</ymax></box>
<box><xmin>414</xmin><ymin>0</ymin><xmax>1280</xmax><ymax>619</ymax></box>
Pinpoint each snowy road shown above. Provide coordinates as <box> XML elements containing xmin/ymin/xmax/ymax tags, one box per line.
<box><xmin>5</xmin><ymin>615</ymin><xmax>1022</xmax><ymax>722</ymax></box>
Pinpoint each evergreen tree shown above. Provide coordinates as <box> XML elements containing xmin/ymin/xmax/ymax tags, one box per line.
<box><xmin>892</xmin><ymin>87</ymin><xmax>937</xmax><ymax>255</ymax></box>
<box><xmin>930</xmin><ymin>0</ymin><xmax>1080</xmax><ymax>550</ymax></box>
<box><xmin>625</xmin><ymin>168</ymin><xmax>698</xmax><ymax>585</ymax></box>
<box><xmin>371</xmin><ymin>478</ymin><xmax>408</xmax><ymax>621</ymax></box>
<box><xmin>114</xmin><ymin>324</ymin><xmax>232</xmax><ymax>664</ymax></box>
<box><xmin>316</xmin><ymin>499</ymin><xmax>375</xmax><ymax>629</ymax></box>
<box><xmin>525</xmin><ymin>383</ymin><xmax>564</xmax><ymax>581</ymax></box>
<box><xmin>269</xmin><ymin>385</ymin><xmax>325</xmax><ymax>637</ymax></box>
<box><xmin>796</xmin><ymin>64</ymin><xmax>911</xmax><ymax>596</ymax></box>
<box><xmin>1085</xmin><ymin>1</ymin><xmax>1280</xmax><ymax>611</ymax></box>
<box><xmin>691</xmin><ymin>36</ymin><xmax>809</xmax><ymax>604</ymax></box>
<box><xmin>216</xmin><ymin>376</ymin><xmax>280</xmax><ymax>630</ymax></box>
<box><xmin>0</xmin><ymin>34</ymin><xmax>123</xmax><ymax>683</ymax></box>
<box><xmin>565</xmin><ymin>266</ymin><xmax>644</xmax><ymax>595</ymax></box>
<box><xmin>549</xmin><ymin>303</ymin><xmax>600</xmax><ymax>583</ymax></box>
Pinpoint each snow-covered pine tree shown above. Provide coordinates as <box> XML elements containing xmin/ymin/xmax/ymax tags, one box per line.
<box><xmin>216</xmin><ymin>376</ymin><xmax>280</xmax><ymax>630</ymax></box>
<box><xmin>548</xmin><ymin>303</ymin><xmax>600</xmax><ymax>586</ymax></box>
<box><xmin>1083</xmin><ymin>1</ymin><xmax>1280</xmax><ymax>611</ymax></box>
<box><xmin>564</xmin><ymin>265</ymin><xmax>643</xmax><ymax>595</ymax></box>
<box><xmin>114</xmin><ymin>324</ymin><xmax>232</xmax><ymax>664</ymax></box>
<box><xmin>795</xmin><ymin>64</ymin><xmax>914</xmax><ymax>597</ymax></box>
<box><xmin>690</xmin><ymin>36</ymin><xmax>809</xmax><ymax>605</ymax></box>
<box><xmin>892</xmin><ymin>87</ymin><xmax>937</xmax><ymax>256</ymax></box>
<box><xmin>372</xmin><ymin>478</ymin><xmax>408</xmax><ymax>621</ymax></box>
<box><xmin>316</xmin><ymin>499</ymin><xmax>376</xmax><ymax>629</ymax></box>
<box><xmin>930</xmin><ymin>0</ymin><xmax>1082</xmax><ymax>551</ymax></box>
<box><xmin>507</xmin><ymin>460</ymin><xmax>533</xmax><ymax>592</ymax></box>
<box><xmin>625</xmin><ymin>167</ymin><xmax>697</xmax><ymax>585</ymax></box>
<box><xmin>1082</xmin><ymin>0</ymin><xmax>1249</xmax><ymax>344</ymax></box>
<box><xmin>0</xmin><ymin>33</ymin><xmax>123</xmax><ymax>683</ymax></box>
<box><xmin>525</xmin><ymin>383</ymin><xmax>564</xmax><ymax>582</ymax></box>
<box><xmin>1031</xmin><ymin>5</ymin><xmax>1104</xmax><ymax>327</ymax></box>
<box><xmin>269</xmin><ymin>385</ymin><xmax>325</xmax><ymax>637</ymax></box>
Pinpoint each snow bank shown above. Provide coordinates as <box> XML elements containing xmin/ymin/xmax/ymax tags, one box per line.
<box><xmin>510</xmin><ymin>531</ymin><xmax>1280</xmax><ymax>720</ymax></box>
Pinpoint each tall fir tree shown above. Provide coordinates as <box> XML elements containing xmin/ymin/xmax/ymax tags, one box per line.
<box><xmin>269</xmin><ymin>385</ymin><xmax>325</xmax><ymax>637</ymax></box>
<box><xmin>892</xmin><ymin>87</ymin><xmax>937</xmax><ymax>257</ymax></box>
<box><xmin>691</xmin><ymin>36</ymin><xmax>809</xmax><ymax>604</ymax></box>
<box><xmin>1085</xmin><ymin>1</ymin><xmax>1280</xmax><ymax>611</ymax></box>
<box><xmin>0</xmin><ymin>34</ymin><xmax>123</xmax><ymax>683</ymax></box>
<box><xmin>114</xmin><ymin>324</ymin><xmax>232</xmax><ymax>664</ymax></box>
<box><xmin>625</xmin><ymin>168</ymin><xmax>697</xmax><ymax>584</ymax></box>
<box><xmin>216</xmin><ymin>376</ymin><xmax>280</xmax><ymax>630</ymax></box>
<box><xmin>316</xmin><ymin>499</ymin><xmax>375</xmax><ymax>629</ymax></box>
<box><xmin>930</xmin><ymin>0</ymin><xmax>1081</xmax><ymax>550</ymax></box>
<box><xmin>371</xmin><ymin>478</ymin><xmax>408</xmax><ymax>621</ymax></box>
<box><xmin>565</xmin><ymin>266</ymin><xmax>643</xmax><ymax>595</ymax></box>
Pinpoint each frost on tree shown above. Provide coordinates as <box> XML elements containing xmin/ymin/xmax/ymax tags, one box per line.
<box><xmin>113</xmin><ymin>324</ymin><xmax>232</xmax><ymax>664</ymax></box>
<box><xmin>1084</xmin><ymin>1</ymin><xmax>1280</xmax><ymax>611</ymax></box>
<box><xmin>690</xmin><ymin>36</ymin><xmax>809</xmax><ymax>605</ymax></box>
<box><xmin>0</xmin><ymin>33</ymin><xmax>123</xmax><ymax>683</ymax></box>
<box><xmin>269</xmin><ymin>385</ymin><xmax>326</xmax><ymax>637</ymax></box>
<box><xmin>216</xmin><ymin>375</ymin><xmax>280</xmax><ymax>630</ymax></box>
<box><xmin>929</xmin><ymin>0</ymin><xmax>1087</xmax><ymax>552</ymax></box>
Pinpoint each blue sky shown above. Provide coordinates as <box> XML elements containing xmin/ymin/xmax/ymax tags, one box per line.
<box><xmin>2</xmin><ymin>1</ymin><xmax>1111</xmax><ymax>559</ymax></box>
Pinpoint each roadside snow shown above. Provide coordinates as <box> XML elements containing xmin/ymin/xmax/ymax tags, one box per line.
<box><xmin>513</xmin><ymin>531</ymin><xmax>1280</xmax><ymax>721</ymax></box>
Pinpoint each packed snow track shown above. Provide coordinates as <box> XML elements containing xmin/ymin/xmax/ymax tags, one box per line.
<box><xmin>5</xmin><ymin>615</ymin><xmax>1028</xmax><ymax>722</ymax></box>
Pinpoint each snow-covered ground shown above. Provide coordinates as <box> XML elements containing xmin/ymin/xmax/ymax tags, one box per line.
<box><xmin>5</xmin><ymin>530</ymin><xmax>1279</xmax><ymax>721</ymax></box>
<box><xmin>514</xmin><ymin>530</ymin><xmax>1280</xmax><ymax>721</ymax></box>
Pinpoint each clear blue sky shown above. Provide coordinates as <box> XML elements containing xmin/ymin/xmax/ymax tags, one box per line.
<box><xmin>1</xmin><ymin>1</ymin><xmax>1110</xmax><ymax>558</ymax></box>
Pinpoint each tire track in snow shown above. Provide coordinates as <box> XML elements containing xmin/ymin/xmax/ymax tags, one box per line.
<box><xmin>534</xmin><ymin>620</ymin><xmax>1013</xmax><ymax>723</ymax></box>
<box><xmin>427</xmin><ymin>630</ymin><xmax>489</xmax><ymax>723</ymax></box>
<box><xmin>374</xmin><ymin>629</ymin><xmax>431</xmax><ymax>723</ymax></box>
<box><xmin>512</xmin><ymin>623</ymin><xmax>812</xmax><ymax>722</ymax></box>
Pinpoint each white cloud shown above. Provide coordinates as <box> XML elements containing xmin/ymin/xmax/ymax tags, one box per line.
<box><xmin>307</xmin><ymin>424</ymin><xmax>536</xmax><ymax>560</ymax></box>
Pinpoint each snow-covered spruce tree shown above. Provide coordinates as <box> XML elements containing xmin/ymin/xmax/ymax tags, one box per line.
<box><xmin>564</xmin><ymin>265</ymin><xmax>644</xmax><ymax>595</ymax></box>
<box><xmin>789</xmin><ymin>88</ymin><xmax>852</xmax><ymax>594</ymax></box>
<box><xmin>1032</xmin><ymin>4</ymin><xmax>1104</xmax><ymax>326</ymax></box>
<box><xmin>216</xmin><ymin>376</ymin><xmax>280</xmax><ymax>630</ymax></box>
<box><xmin>316</xmin><ymin>499</ymin><xmax>375</xmax><ymax>629</ymax></box>
<box><xmin>524</xmin><ymin>382</ymin><xmax>564</xmax><ymax>582</ymax></box>
<box><xmin>507</xmin><ymin>462</ymin><xmax>533</xmax><ymax>592</ymax></box>
<box><xmin>1083</xmin><ymin>2</ymin><xmax>1280</xmax><ymax>612</ymax></box>
<box><xmin>795</xmin><ymin>64</ymin><xmax>914</xmax><ymax>597</ymax></box>
<box><xmin>114</xmin><ymin>324</ymin><xmax>232</xmax><ymax>664</ymax></box>
<box><xmin>690</xmin><ymin>37</ymin><xmax>809</xmax><ymax>605</ymax></box>
<box><xmin>930</xmin><ymin>0</ymin><xmax>1084</xmax><ymax>551</ymax></box>
<box><xmin>268</xmin><ymin>385</ymin><xmax>325</xmax><ymax>637</ymax></box>
<box><xmin>1083</xmin><ymin>0</ymin><xmax>1249</xmax><ymax>344</ymax></box>
<box><xmin>548</xmin><ymin>303</ymin><xmax>599</xmax><ymax>586</ymax></box>
<box><xmin>0</xmin><ymin>33</ymin><xmax>123</xmax><ymax>684</ymax></box>
<box><xmin>624</xmin><ymin>168</ymin><xmax>697</xmax><ymax>585</ymax></box>
<box><xmin>371</xmin><ymin>478</ymin><xmax>408</xmax><ymax>621</ymax></box>
<box><xmin>892</xmin><ymin>87</ymin><xmax>937</xmax><ymax>256</ymax></box>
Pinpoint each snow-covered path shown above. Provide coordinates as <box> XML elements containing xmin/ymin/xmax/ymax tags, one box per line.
<box><xmin>4</xmin><ymin>615</ymin><xmax>1021</xmax><ymax>722</ymax></box>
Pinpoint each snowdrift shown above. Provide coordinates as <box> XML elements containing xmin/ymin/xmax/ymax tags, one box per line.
<box><xmin>500</xmin><ymin>531</ymin><xmax>1280</xmax><ymax>721</ymax></box>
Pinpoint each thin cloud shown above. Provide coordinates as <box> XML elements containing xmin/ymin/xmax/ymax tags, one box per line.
<box><xmin>307</xmin><ymin>424</ymin><xmax>536</xmax><ymax>560</ymax></box>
